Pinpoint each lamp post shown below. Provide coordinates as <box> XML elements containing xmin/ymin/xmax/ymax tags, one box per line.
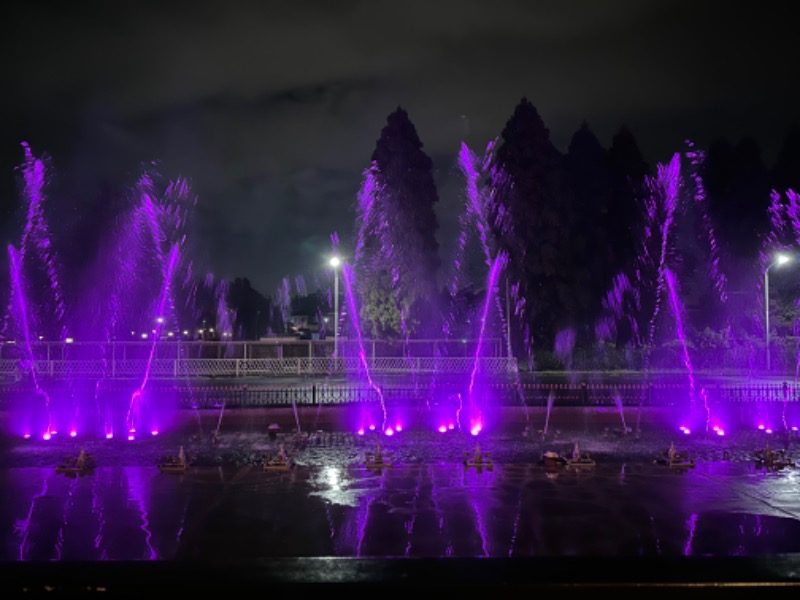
<box><xmin>765</xmin><ymin>253</ymin><xmax>792</xmax><ymax>372</ymax></box>
<box><xmin>329</xmin><ymin>256</ymin><xmax>341</xmax><ymax>360</ymax></box>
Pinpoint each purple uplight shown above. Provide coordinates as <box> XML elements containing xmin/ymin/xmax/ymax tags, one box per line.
<box><xmin>438</xmin><ymin>425</ymin><xmax>447</xmax><ymax>433</ymax></box>
<box><xmin>384</xmin><ymin>428</ymin><xmax>394</xmax><ymax>436</ymax></box>
<box><xmin>69</xmin><ymin>430</ymin><xmax>77</xmax><ymax>438</ymax></box>
<box><xmin>340</xmin><ymin>263</ymin><xmax>388</xmax><ymax>432</ymax></box>
<box><xmin>127</xmin><ymin>244</ymin><xmax>181</xmax><ymax>434</ymax></box>
<box><xmin>5</xmin><ymin>149</ymin><xmax>198</xmax><ymax>440</ymax></box>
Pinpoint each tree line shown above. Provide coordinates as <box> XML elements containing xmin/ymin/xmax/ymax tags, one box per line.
<box><xmin>348</xmin><ymin>98</ymin><xmax>800</xmax><ymax>368</ymax></box>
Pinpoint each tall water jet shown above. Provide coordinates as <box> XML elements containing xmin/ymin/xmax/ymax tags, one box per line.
<box><xmin>126</xmin><ymin>244</ymin><xmax>181</xmax><ymax>437</ymax></box>
<box><xmin>3</xmin><ymin>144</ymin><xmax>203</xmax><ymax>439</ymax></box>
<box><xmin>463</xmin><ymin>251</ymin><xmax>507</xmax><ymax>435</ymax></box>
<box><xmin>7</xmin><ymin>245</ymin><xmax>53</xmax><ymax>438</ymax></box>
<box><xmin>340</xmin><ymin>262</ymin><xmax>387</xmax><ymax>434</ymax></box>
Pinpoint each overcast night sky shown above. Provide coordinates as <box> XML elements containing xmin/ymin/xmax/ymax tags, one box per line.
<box><xmin>1</xmin><ymin>0</ymin><xmax>798</xmax><ymax>298</ymax></box>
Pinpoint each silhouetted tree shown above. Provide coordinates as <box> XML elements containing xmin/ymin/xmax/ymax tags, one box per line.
<box><xmin>488</xmin><ymin>97</ymin><xmax>576</xmax><ymax>358</ymax></box>
<box><xmin>355</xmin><ymin>107</ymin><xmax>442</xmax><ymax>338</ymax></box>
<box><xmin>608</xmin><ymin>126</ymin><xmax>649</xmax><ymax>267</ymax></box>
<box><xmin>228</xmin><ymin>277</ymin><xmax>275</xmax><ymax>340</ymax></box>
<box><xmin>564</xmin><ymin>121</ymin><xmax>616</xmax><ymax>340</ymax></box>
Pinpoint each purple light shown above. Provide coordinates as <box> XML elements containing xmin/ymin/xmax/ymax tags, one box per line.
<box><xmin>42</xmin><ymin>433</ymin><xmax>51</xmax><ymax>440</ymax></box>
<box><xmin>368</xmin><ymin>424</ymin><xmax>376</xmax><ymax>431</ymax></box>
<box><xmin>384</xmin><ymin>428</ymin><xmax>394</xmax><ymax>436</ymax></box>
<box><xmin>766</xmin><ymin>428</ymin><xmax>773</xmax><ymax>434</ymax></box>
<box><xmin>716</xmin><ymin>429</ymin><xmax>726</xmax><ymax>436</ymax></box>
<box><xmin>758</xmin><ymin>424</ymin><xmax>765</xmax><ymax>430</ymax></box>
<box><xmin>105</xmin><ymin>433</ymin><xmax>113</xmax><ymax>440</ymax></box>
<box><xmin>151</xmin><ymin>430</ymin><xmax>159</xmax><ymax>436</ymax></box>
<box><xmin>127</xmin><ymin>434</ymin><xmax>135</xmax><ymax>441</ymax></box>
<box><xmin>395</xmin><ymin>424</ymin><xmax>403</xmax><ymax>432</ymax></box>
<box><xmin>23</xmin><ymin>433</ymin><xmax>30</xmax><ymax>439</ymax></box>
<box><xmin>438</xmin><ymin>425</ymin><xmax>447</xmax><ymax>433</ymax></box>
<box><xmin>356</xmin><ymin>428</ymin><xmax>365</xmax><ymax>436</ymax></box>
<box><xmin>6</xmin><ymin>152</ymin><xmax>197</xmax><ymax>441</ymax></box>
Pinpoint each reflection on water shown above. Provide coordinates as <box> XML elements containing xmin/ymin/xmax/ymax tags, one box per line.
<box><xmin>4</xmin><ymin>462</ymin><xmax>800</xmax><ymax>560</ymax></box>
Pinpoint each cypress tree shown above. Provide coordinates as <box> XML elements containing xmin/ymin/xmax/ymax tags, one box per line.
<box><xmin>355</xmin><ymin>107</ymin><xmax>441</xmax><ymax>338</ymax></box>
<box><xmin>488</xmin><ymin>97</ymin><xmax>575</xmax><ymax>359</ymax></box>
<box><xmin>564</xmin><ymin>121</ymin><xmax>616</xmax><ymax>340</ymax></box>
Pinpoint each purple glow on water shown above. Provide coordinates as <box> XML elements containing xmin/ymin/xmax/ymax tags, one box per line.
<box><xmin>468</xmin><ymin>496</ymin><xmax>491</xmax><ymax>557</ymax></box>
<box><xmin>124</xmin><ymin>468</ymin><xmax>158</xmax><ymax>559</ymax></box>
<box><xmin>17</xmin><ymin>470</ymin><xmax>50</xmax><ymax>559</ymax></box>
<box><xmin>683</xmin><ymin>513</ymin><xmax>698</xmax><ymax>556</ymax></box>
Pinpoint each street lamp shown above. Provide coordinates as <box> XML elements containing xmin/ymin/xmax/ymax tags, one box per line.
<box><xmin>765</xmin><ymin>252</ymin><xmax>792</xmax><ymax>371</ymax></box>
<box><xmin>329</xmin><ymin>256</ymin><xmax>341</xmax><ymax>359</ymax></box>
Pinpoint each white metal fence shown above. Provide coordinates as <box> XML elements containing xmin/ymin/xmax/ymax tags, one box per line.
<box><xmin>0</xmin><ymin>356</ymin><xmax>518</xmax><ymax>381</ymax></box>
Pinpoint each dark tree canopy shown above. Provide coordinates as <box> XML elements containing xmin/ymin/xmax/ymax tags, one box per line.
<box><xmin>370</xmin><ymin>106</ymin><xmax>441</xmax><ymax>298</ymax></box>
<box><xmin>356</xmin><ymin>106</ymin><xmax>442</xmax><ymax>338</ymax></box>
<box><xmin>489</xmin><ymin>97</ymin><xmax>576</xmax><ymax>354</ymax></box>
<box><xmin>564</xmin><ymin>121</ymin><xmax>616</xmax><ymax>339</ymax></box>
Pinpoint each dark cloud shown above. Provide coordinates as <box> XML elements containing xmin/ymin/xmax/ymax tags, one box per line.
<box><xmin>2</xmin><ymin>0</ymin><xmax>798</xmax><ymax>296</ymax></box>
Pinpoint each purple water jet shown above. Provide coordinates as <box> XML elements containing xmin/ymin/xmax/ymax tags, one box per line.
<box><xmin>2</xmin><ymin>144</ymin><xmax>219</xmax><ymax>440</ymax></box>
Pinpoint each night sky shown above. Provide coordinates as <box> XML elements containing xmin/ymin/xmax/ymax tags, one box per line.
<box><xmin>2</xmin><ymin>0</ymin><xmax>798</xmax><ymax>298</ymax></box>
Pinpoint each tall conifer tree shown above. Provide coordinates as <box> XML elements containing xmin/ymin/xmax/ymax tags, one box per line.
<box><xmin>355</xmin><ymin>107</ymin><xmax>441</xmax><ymax>338</ymax></box>
<box><xmin>488</xmin><ymin>98</ymin><xmax>575</xmax><ymax>359</ymax></box>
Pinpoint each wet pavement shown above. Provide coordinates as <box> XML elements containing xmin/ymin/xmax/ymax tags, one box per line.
<box><xmin>4</xmin><ymin>424</ymin><xmax>800</xmax><ymax>596</ymax></box>
<box><xmin>3</xmin><ymin>426</ymin><xmax>800</xmax><ymax>562</ymax></box>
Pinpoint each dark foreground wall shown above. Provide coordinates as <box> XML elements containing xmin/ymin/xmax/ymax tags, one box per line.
<box><xmin>2</xmin><ymin>556</ymin><xmax>800</xmax><ymax>597</ymax></box>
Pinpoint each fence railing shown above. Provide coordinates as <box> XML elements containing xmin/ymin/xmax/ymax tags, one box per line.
<box><xmin>0</xmin><ymin>356</ymin><xmax>518</xmax><ymax>381</ymax></box>
<box><xmin>2</xmin><ymin>380</ymin><xmax>797</xmax><ymax>410</ymax></box>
